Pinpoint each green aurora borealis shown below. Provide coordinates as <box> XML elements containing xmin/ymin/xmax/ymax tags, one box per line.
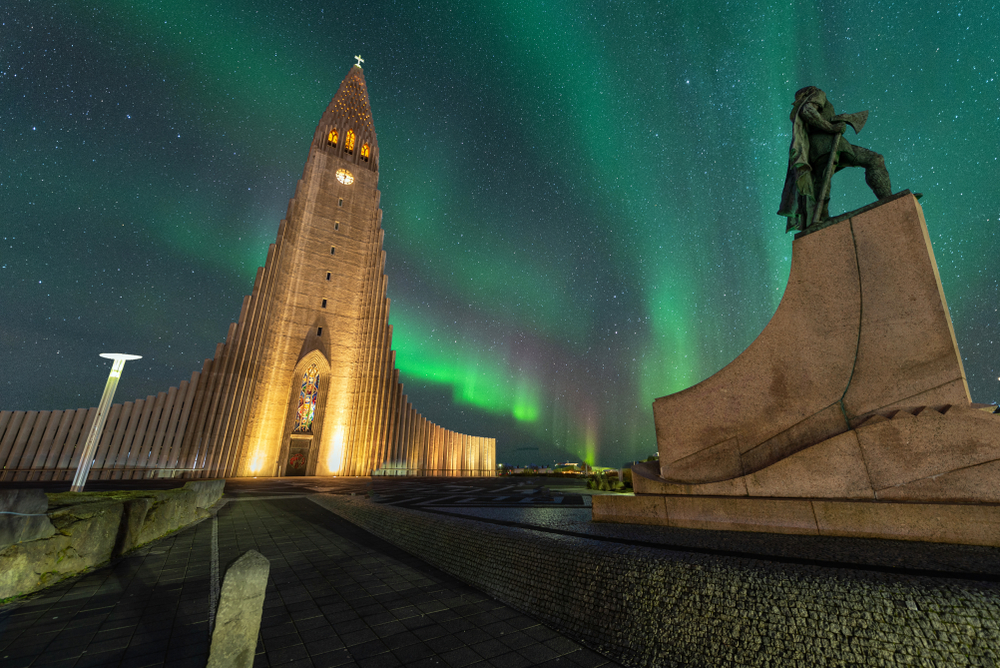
<box><xmin>3</xmin><ymin>0</ymin><xmax>998</xmax><ymax>467</ymax></box>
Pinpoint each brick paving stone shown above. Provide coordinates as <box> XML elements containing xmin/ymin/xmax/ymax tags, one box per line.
<box><xmin>471</xmin><ymin>639</ymin><xmax>511</xmax><ymax>659</ymax></box>
<box><xmin>382</xmin><ymin>629</ymin><xmax>421</xmax><ymax>649</ymax></box>
<box><xmin>488</xmin><ymin>650</ymin><xmax>535</xmax><ymax>668</ymax></box>
<box><xmin>426</xmin><ymin>633</ymin><xmax>466</xmax><ymax>653</ymax></box>
<box><xmin>266</xmin><ymin>643</ymin><xmax>310</xmax><ymax>665</ymax></box>
<box><xmin>312</xmin><ymin>647</ymin><xmax>354</xmax><ymax>667</ymax></box>
<box><xmin>392</xmin><ymin>640</ymin><xmax>437</xmax><ymax>663</ymax></box>
<box><xmin>356</xmin><ymin>654</ymin><xmax>402</xmax><ymax>668</ymax></box>
<box><xmin>544</xmin><ymin>636</ymin><xmax>582</xmax><ymax>654</ymax></box>
<box><xmin>412</xmin><ymin>623</ymin><xmax>449</xmax><ymax>641</ymax></box>
<box><xmin>441</xmin><ymin>645</ymin><xmax>483</xmax><ymax>667</ymax></box>
<box><xmin>371</xmin><ymin>620</ymin><xmax>407</xmax><ymax>638</ymax></box>
<box><xmin>517</xmin><ymin>642</ymin><xmax>560</xmax><ymax>664</ymax></box>
<box><xmin>562</xmin><ymin>649</ymin><xmax>613</xmax><ymax>668</ymax></box>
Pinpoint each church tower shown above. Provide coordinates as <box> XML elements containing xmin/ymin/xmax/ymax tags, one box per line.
<box><xmin>223</xmin><ymin>60</ymin><xmax>495</xmax><ymax>478</ymax></box>
<box><xmin>236</xmin><ymin>61</ymin><xmax>385</xmax><ymax>476</ymax></box>
<box><xmin>0</xmin><ymin>60</ymin><xmax>495</xmax><ymax>481</ymax></box>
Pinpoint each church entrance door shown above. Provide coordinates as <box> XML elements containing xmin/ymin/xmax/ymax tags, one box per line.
<box><xmin>285</xmin><ymin>436</ymin><xmax>312</xmax><ymax>476</ymax></box>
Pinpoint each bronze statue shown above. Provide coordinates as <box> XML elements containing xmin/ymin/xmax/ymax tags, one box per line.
<box><xmin>778</xmin><ymin>86</ymin><xmax>892</xmax><ymax>233</ymax></box>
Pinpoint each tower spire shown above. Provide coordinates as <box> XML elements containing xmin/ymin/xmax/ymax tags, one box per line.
<box><xmin>313</xmin><ymin>64</ymin><xmax>377</xmax><ymax>172</ymax></box>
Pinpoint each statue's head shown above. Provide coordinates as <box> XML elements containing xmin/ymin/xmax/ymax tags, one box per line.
<box><xmin>793</xmin><ymin>86</ymin><xmax>822</xmax><ymax>105</ymax></box>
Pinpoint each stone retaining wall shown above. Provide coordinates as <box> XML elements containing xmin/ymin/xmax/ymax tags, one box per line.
<box><xmin>0</xmin><ymin>480</ymin><xmax>225</xmax><ymax>600</ymax></box>
<box><xmin>315</xmin><ymin>495</ymin><xmax>1000</xmax><ymax>667</ymax></box>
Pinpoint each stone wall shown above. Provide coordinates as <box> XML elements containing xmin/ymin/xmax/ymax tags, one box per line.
<box><xmin>0</xmin><ymin>480</ymin><xmax>225</xmax><ymax>600</ymax></box>
<box><xmin>315</xmin><ymin>496</ymin><xmax>1000</xmax><ymax>667</ymax></box>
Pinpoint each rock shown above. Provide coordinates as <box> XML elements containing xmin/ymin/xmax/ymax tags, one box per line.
<box><xmin>183</xmin><ymin>479</ymin><xmax>226</xmax><ymax>510</ymax></box>
<box><xmin>134</xmin><ymin>488</ymin><xmax>208</xmax><ymax>547</ymax></box>
<box><xmin>115</xmin><ymin>496</ymin><xmax>155</xmax><ymax>557</ymax></box>
<box><xmin>0</xmin><ymin>489</ymin><xmax>56</xmax><ymax>551</ymax></box>
<box><xmin>208</xmin><ymin>550</ymin><xmax>271</xmax><ymax>668</ymax></box>
<box><xmin>0</xmin><ymin>479</ymin><xmax>226</xmax><ymax>600</ymax></box>
<box><xmin>0</xmin><ymin>499</ymin><xmax>123</xmax><ymax>600</ymax></box>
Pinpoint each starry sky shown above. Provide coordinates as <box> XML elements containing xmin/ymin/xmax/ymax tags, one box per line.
<box><xmin>3</xmin><ymin>0</ymin><xmax>998</xmax><ymax>469</ymax></box>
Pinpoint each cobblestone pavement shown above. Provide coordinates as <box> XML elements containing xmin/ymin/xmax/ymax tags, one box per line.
<box><xmin>0</xmin><ymin>494</ymin><xmax>621</xmax><ymax>668</ymax></box>
<box><xmin>328</xmin><ymin>496</ymin><xmax>1000</xmax><ymax>668</ymax></box>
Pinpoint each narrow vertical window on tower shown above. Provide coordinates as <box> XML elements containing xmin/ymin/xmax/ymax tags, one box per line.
<box><xmin>361</xmin><ymin>143</ymin><xmax>370</xmax><ymax>162</ymax></box>
<box><xmin>293</xmin><ymin>364</ymin><xmax>320</xmax><ymax>433</ymax></box>
<box><xmin>345</xmin><ymin>130</ymin><xmax>356</xmax><ymax>154</ymax></box>
<box><xmin>327</xmin><ymin>129</ymin><xmax>338</xmax><ymax>147</ymax></box>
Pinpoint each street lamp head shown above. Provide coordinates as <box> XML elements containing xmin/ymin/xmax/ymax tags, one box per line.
<box><xmin>100</xmin><ymin>353</ymin><xmax>143</xmax><ymax>361</ymax></box>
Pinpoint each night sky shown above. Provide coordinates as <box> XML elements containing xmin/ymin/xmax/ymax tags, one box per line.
<box><xmin>3</xmin><ymin>1</ymin><xmax>997</xmax><ymax>468</ymax></box>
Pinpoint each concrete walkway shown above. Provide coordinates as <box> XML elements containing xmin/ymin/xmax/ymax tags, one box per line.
<box><xmin>0</xmin><ymin>495</ymin><xmax>620</xmax><ymax>668</ymax></box>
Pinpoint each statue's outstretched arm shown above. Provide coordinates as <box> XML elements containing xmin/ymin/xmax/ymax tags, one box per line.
<box><xmin>799</xmin><ymin>103</ymin><xmax>846</xmax><ymax>134</ymax></box>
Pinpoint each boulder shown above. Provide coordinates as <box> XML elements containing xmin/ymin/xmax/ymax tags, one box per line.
<box><xmin>0</xmin><ymin>498</ymin><xmax>123</xmax><ymax>600</ymax></box>
<box><xmin>0</xmin><ymin>489</ymin><xmax>56</xmax><ymax>552</ymax></box>
<box><xmin>0</xmin><ymin>479</ymin><xmax>226</xmax><ymax>600</ymax></box>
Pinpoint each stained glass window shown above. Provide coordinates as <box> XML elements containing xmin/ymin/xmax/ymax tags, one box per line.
<box><xmin>327</xmin><ymin>128</ymin><xmax>338</xmax><ymax>146</ymax></box>
<box><xmin>361</xmin><ymin>143</ymin><xmax>370</xmax><ymax>161</ymax></box>
<box><xmin>345</xmin><ymin>130</ymin><xmax>356</xmax><ymax>154</ymax></box>
<box><xmin>293</xmin><ymin>363</ymin><xmax>319</xmax><ymax>433</ymax></box>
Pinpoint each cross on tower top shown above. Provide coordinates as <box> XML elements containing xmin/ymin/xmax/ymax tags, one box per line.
<box><xmin>354</xmin><ymin>55</ymin><xmax>364</xmax><ymax>68</ymax></box>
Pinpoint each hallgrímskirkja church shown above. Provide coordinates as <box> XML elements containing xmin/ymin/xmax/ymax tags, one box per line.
<box><xmin>0</xmin><ymin>62</ymin><xmax>496</xmax><ymax>481</ymax></box>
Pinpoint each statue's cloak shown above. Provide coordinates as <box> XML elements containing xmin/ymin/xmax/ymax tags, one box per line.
<box><xmin>778</xmin><ymin>89</ymin><xmax>826</xmax><ymax>232</ymax></box>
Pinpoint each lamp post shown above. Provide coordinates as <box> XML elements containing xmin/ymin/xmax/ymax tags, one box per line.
<box><xmin>70</xmin><ymin>353</ymin><xmax>142</xmax><ymax>492</ymax></box>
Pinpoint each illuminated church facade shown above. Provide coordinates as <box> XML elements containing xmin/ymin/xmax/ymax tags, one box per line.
<box><xmin>0</xmin><ymin>63</ymin><xmax>496</xmax><ymax>480</ymax></box>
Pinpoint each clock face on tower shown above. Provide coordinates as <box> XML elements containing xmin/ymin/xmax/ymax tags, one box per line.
<box><xmin>335</xmin><ymin>168</ymin><xmax>354</xmax><ymax>185</ymax></box>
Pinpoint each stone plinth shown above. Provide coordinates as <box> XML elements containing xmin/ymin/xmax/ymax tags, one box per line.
<box><xmin>654</xmin><ymin>192</ymin><xmax>972</xmax><ymax>484</ymax></box>
<box><xmin>598</xmin><ymin>193</ymin><xmax>1000</xmax><ymax>545</ymax></box>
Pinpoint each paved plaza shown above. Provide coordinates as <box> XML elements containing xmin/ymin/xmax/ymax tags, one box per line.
<box><xmin>2</xmin><ymin>476</ymin><xmax>998</xmax><ymax>667</ymax></box>
<box><xmin>0</xmin><ymin>477</ymin><xmax>621</xmax><ymax>668</ymax></box>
